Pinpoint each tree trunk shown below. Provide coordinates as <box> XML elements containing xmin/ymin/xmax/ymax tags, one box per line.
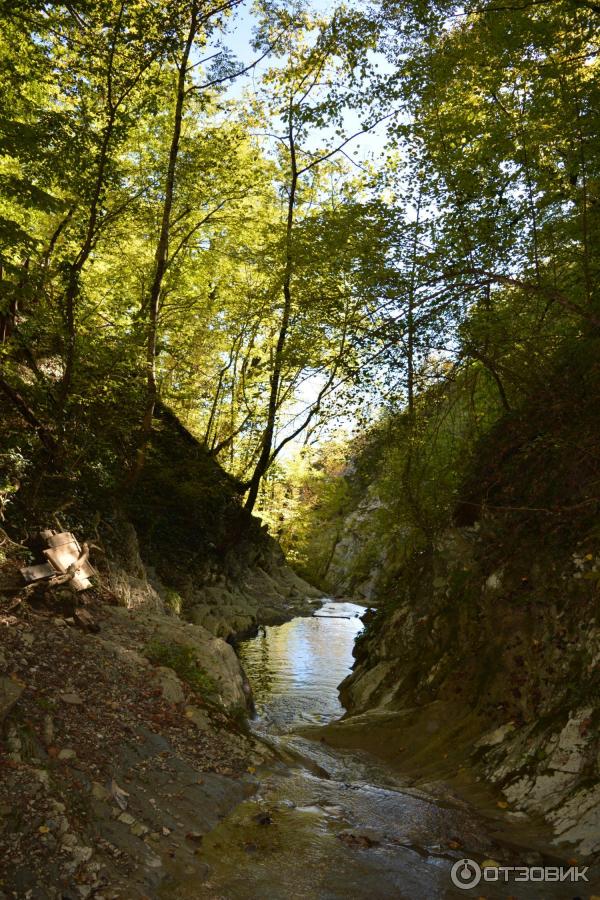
<box><xmin>129</xmin><ymin>1</ymin><xmax>198</xmax><ymax>484</ymax></box>
<box><xmin>244</xmin><ymin>102</ymin><xmax>297</xmax><ymax>513</ymax></box>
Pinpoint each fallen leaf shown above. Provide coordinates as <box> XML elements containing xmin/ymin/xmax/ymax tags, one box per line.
<box><xmin>497</xmin><ymin>801</ymin><xmax>508</xmax><ymax>809</ymax></box>
<box><xmin>111</xmin><ymin>779</ymin><xmax>130</xmax><ymax>810</ymax></box>
<box><xmin>38</xmin><ymin>825</ymin><xmax>50</xmax><ymax>834</ymax></box>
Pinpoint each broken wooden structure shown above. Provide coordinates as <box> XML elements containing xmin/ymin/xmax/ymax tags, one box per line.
<box><xmin>20</xmin><ymin>530</ymin><xmax>96</xmax><ymax>591</ymax></box>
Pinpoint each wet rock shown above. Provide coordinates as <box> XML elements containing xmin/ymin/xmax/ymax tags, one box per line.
<box><xmin>337</xmin><ymin>827</ymin><xmax>383</xmax><ymax>849</ymax></box>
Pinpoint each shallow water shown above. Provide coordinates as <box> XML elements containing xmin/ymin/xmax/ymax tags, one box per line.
<box><xmin>163</xmin><ymin>601</ymin><xmax>598</xmax><ymax>899</ymax></box>
<box><xmin>238</xmin><ymin>600</ymin><xmax>364</xmax><ymax>733</ymax></box>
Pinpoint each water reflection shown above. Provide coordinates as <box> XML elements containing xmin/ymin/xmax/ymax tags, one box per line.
<box><xmin>238</xmin><ymin>600</ymin><xmax>364</xmax><ymax>733</ymax></box>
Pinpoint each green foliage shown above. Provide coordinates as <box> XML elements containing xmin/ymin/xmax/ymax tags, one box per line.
<box><xmin>0</xmin><ymin>0</ymin><xmax>597</xmax><ymax>596</ymax></box>
<box><xmin>164</xmin><ymin>589</ymin><xmax>183</xmax><ymax>616</ymax></box>
<box><xmin>143</xmin><ymin>639</ymin><xmax>217</xmax><ymax>697</ymax></box>
<box><xmin>279</xmin><ymin>364</ymin><xmax>505</xmax><ymax>592</ymax></box>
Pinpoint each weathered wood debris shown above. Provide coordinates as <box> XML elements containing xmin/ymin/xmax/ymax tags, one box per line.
<box><xmin>20</xmin><ymin>530</ymin><xmax>96</xmax><ymax>592</ymax></box>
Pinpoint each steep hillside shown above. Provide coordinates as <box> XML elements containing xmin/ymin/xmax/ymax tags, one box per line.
<box><xmin>2</xmin><ymin>398</ymin><xmax>321</xmax><ymax>640</ymax></box>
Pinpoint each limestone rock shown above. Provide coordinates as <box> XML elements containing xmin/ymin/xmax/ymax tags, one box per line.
<box><xmin>154</xmin><ymin>666</ymin><xmax>185</xmax><ymax>705</ymax></box>
<box><xmin>476</xmin><ymin>722</ymin><xmax>516</xmax><ymax>749</ymax></box>
<box><xmin>144</xmin><ymin>614</ymin><xmax>248</xmax><ymax>710</ymax></box>
<box><xmin>546</xmin><ymin>708</ymin><xmax>594</xmax><ymax>775</ymax></box>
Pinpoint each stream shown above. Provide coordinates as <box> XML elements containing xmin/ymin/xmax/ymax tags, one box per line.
<box><xmin>167</xmin><ymin>601</ymin><xmax>595</xmax><ymax>899</ymax></box>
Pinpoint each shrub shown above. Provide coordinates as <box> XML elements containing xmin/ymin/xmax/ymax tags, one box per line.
<box><xmin>143</xmin><ymin>639</ymin><xmax>217</xmax><ymax>697</ymax></box>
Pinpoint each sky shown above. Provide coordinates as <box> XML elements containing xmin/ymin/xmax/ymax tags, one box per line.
<box><xmin>207</xmin><ymin>0</ymin><xmax>394</xmax><ymax>167</ymax></box>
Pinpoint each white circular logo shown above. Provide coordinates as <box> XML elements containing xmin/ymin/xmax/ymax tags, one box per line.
<box><xmin>450</xmin><ymin>858</ymin><xmax>482</xmax><ymax>890</ymax></box>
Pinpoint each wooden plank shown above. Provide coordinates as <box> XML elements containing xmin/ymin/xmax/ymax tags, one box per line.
<box><xmin>46</xmin><ymin>532</ymin><xmax>78</xmax><ymax>549</ymax></box>
<box><xmin>20</xmin><ymin>562</ymin><xmax>56</xmax><ymax>583</ymax></box>
<box><xmin>43</xmin><ymin>544</ymin><xmax>95</xmax><ymax>579</ymax></box>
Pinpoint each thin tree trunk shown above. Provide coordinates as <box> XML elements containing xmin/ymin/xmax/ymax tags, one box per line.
<box><xmin>129</xmin><ymin>1</ymin><xmax>198</xmax><ymax>484</ymax></box>
<box><xmin>245</xmin><ymin>101</ymin><xmax>297</xmax><ymax>513</ymax></box>
<box><xmin>407</xmin><ymin>189</ymin><xmax>422</xmax><ymax>419</ymax></box>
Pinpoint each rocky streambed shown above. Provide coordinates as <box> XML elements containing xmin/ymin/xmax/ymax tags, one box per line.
<box><xmin>2</xmin><ymin>515</ymin><xmax>599</xmax><ymax>899</ymax></box>
<box><xmin>157</xmin><ymin>601</ymin><xmax>600</xmax><ymax>899</ymax></box>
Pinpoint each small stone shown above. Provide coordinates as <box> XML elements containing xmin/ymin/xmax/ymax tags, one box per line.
<box><xmin>131</xmin><ymin>822</ymin><xmax>149</xmax><ymax>837</ymax></box>
<box><xmin>185</xmin><ymin>831</ymin><xmax>203</xmax><ymax>843</ymax></box>
<box><xmin>33</xmin><ymin>768</ymin><xmax>50</xmax><ymax>787</ymax></box>
<box><xmin>21</xmin><ymin>631</ymin><xmax>34</xmax><ymax>646</ymax></box>
<box><xmin>91</xmin><ymin>782</ymin><xmax>109</xmax><ymax>802</ymax></box>
<box><xmin>60</xmin><ymin>692</ymin><xmax>83</xmax><ymax>705</ymax></box>
<box><xmin>61</xmin><ymin>833</ymin><xmax>78</xmax><ymax>849</ymax></box>
<box><xmin>118</xmin><ymin>812</ymin><xmax>135</xmax><ymax>826</ymax></box>
<box><xmin>71</xmin><ymin>845</ymin><xmax>93</xmax><ymax>864</ymax></box>
<box><xmin>58</xmin><ymin>748</ymin><xmax>77</xmax><ymax>761</ymax></box>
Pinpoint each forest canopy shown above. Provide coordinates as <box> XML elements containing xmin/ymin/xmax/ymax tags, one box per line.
<box><xmin>0</xmin><ymin>0</ymin><xmax>598</xmax><ymax>520</ymax></box>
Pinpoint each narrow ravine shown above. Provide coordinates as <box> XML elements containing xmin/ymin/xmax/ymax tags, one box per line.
<box><xmin>161</xmin><ymin>602</ymin><xmax>593</xmax><ymax>899</ymax></box>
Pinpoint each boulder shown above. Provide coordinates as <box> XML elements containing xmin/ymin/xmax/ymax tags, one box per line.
<box><xmin>154</xmin><ymin>666</ymin><xmax>185</xmax><ymax>705</ymax></box>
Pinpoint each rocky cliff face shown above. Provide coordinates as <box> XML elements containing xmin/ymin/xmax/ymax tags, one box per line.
<box><xmin>328</xmin><ymin>356</ymin><xmax>600</xmax><ymax>856</ymax></box>
<box><xmin>339</xmin><ymin>520</ymin><xmax>600</xmax><ymax>855</ymax></box>
<box><xmin>324</xmin><ymin>492</ymin><xmax>388</xmax><ymax>602</ymax></box>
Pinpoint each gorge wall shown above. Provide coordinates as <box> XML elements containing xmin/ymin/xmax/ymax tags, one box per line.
<box><xmin>316</xmin><ymin>347</ymin><xmax>600</xmax><ymax>855</ymax></box>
